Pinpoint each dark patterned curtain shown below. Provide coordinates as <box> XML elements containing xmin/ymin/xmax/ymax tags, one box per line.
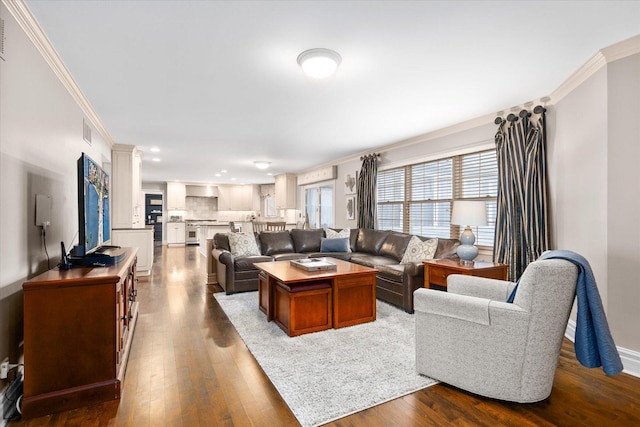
<box><xmin>357</xmin><ymin>154</ymin><xmax>379</xmax><ymax>229</ymax></box>
<box><xmin>494</xmin><ymin>106</ymin><xmax>549</xmax><ymax>281</ymax></box>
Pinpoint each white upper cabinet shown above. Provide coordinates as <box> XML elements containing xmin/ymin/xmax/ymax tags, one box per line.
<box><xmin>167</xmin><ymin>182</ymin><xmax>186</xmax><ymax>210</ymax></box>
<box><xmin>275</xmin><ymin>174</ymin><xmax>297</xmax><ymax>209</ymax></box>
<box><xmin>111</xmin><ymin>144</ymin><xmax>143</xmax><ymax>228</ymax></box>
<box><xmin>217</xmin><ymin>185</ymin><xmax>259</xmax><ymax>211</ymax></box>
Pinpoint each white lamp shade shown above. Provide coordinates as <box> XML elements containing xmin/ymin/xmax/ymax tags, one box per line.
<box><xmin>451</xmin><ymin>201</ymin><xmax>488</xmax><ymax>226</ymax></box>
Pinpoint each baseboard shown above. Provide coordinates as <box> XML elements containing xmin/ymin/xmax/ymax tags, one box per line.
<box><xmin>565</xmin><ymin>319</ymin><xmax>640</xmax><ymax>378</ymax></box>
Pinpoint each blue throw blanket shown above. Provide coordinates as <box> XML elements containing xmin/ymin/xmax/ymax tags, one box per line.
<box><xmin>538</xmin><ymin>250</ymin><xmax>623</xmax><ymax>376</ymax></box>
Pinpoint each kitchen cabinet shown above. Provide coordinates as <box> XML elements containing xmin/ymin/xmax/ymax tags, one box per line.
<box><xmin>167</xmin><ymin>182</ymin><xmax>186</xmax><ymax>210</ymax></box>
<box><xmin>218</xmin><ymin>185</ymin><xmax>259</xmax><ymax>211</ymax></box>
<box><xmin>112</xmin><ymin>144</ymin><xmax>143</xmax><ymax>228</ymax></box>
<box><xmin>167</xmin><ymin>222</ymin><xmax>186</xmax><ymax>246</ymax></box>
<box><xmin>275</xmin><ymin>173</ymin><xmax>297</xmax><ymax>209</ymax></box>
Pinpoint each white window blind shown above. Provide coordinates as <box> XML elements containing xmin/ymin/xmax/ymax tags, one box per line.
<box><xmin>458</xmin><ymin>150</ymin><xmax>498</xmax><ymax>247</ymax></box>
<box><xmin>377</xmin><ymin>168</ymin><xmax>404</xmax><ymax>232</ymax></box>
<box><xmin>409</xmin><ymin>159</ymin><xmax>452</xmax><ymax>238</ymax></box>
<box><xmin>377</xmin><ymin>149</ymin><xmax>498</xmax><ymax>247</ymax></box>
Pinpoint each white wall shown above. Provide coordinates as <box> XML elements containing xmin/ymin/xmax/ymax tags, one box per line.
<box><xmin>550</xmin><ymin>68</ymin><xmax>609</xmax><ymax>307</ymax></box>
<box><xmin>606</xmin><ymin>53</ymin><xmax>640</xmax><ymax>350</ymax></box>
<box><xmin>0</xmin><ymin>3</ymin><xmax>112</xmax><ymax>366</ymax></box>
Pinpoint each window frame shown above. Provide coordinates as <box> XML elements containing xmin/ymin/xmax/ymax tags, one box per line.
<box><xmin>377</xmin><ymin>148</ymin><xmax>497</xmax><ymax>249</ymax></box>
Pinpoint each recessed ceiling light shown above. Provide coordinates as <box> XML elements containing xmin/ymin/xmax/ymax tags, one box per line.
<box><xmin>297</xmin><ymin>48</ymin><xmax>341</xmax><ymax>78</ymax></box>
<box><xmin>254</xmin><ymin>161</ymin><xmax>271</xmax><ymax>170</ymax></box>
<box><xmin>150</xmin><ymin>147</ymin><xmax>160</xmax><ymax>153</ymax></box>
<box><xmin>152</xmin><ymin>158</ymin><xmax>160</xmax><ymax>162</ymax></box>
<box><xmin>221</xmin><ymin>170</ymin><xmax>227</xmax><ymax>173</ymax></box>
<box><xmin>215</xmin><ymin>173</ymin><xmax>221</xmax><ymax>177</ymax></box>
<box><xmin>267</xmin><ymin>173</ymin><xmax>273</xmax><ymax>176</ymax></box>
<box><xmin>231</xmin><ymin>177</ymin><xmax>237</xmax><ymax>181</ymax></box>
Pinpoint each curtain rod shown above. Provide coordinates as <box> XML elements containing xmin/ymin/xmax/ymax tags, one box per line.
<box><xmin>494</xmin><ymin>105</ymin><xmax>547</xmax><ymax>124</ymax></box>
<box><xmin>360</xmin><ymin>153</ymin><xmax>381</xmax><ymax>161</ymax></box>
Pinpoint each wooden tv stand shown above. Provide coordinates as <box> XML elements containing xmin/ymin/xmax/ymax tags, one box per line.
<box><xmin>22</xmin><ymin>248</ymin><xmax>139</xmax><ymax>419</ymax></box>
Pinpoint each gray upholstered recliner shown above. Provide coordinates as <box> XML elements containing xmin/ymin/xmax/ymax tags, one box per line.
<box><xmin>414</xmin><ymin>258</ymin><xmax>578</xmax><ymax>403</ymax></box>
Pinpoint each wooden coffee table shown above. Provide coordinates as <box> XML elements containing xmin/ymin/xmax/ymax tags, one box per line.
<box><xmin>255</xmin><ymin>258</ymin><xmax>378</xmax><ymax>336</ymax></box>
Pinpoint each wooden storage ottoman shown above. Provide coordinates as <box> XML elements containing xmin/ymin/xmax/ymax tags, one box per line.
<box><xmin>273</xmin><ymin>280</ymin><xmax>332</xmax><ymax>337</ymax></box>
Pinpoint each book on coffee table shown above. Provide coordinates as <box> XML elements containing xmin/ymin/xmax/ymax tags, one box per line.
<box><xmin>290</xmin><ymin>258</ymin><xmax>337</xmax><ymax>272</ymax></box>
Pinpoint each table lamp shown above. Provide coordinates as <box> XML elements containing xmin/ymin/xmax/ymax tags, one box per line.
<box><xmin>451</xmin><ymin>201</ymin><xmax>488</xmax><ymax>264</ymax></box>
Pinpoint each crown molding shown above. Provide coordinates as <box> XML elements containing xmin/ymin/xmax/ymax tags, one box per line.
<box><xmin>601</xmin><ymin>33</ymin><xmax>640</xmax><ymax>63</ymax></box>
<box><xmin>551</xmin><ymin>34</ymin><xmax>640</xmax><ymax>103</ymax></box>
<box><xmin>2</xmin><ymin>0</ymin><xmax>116</xmax><ymax>147</ymax></box>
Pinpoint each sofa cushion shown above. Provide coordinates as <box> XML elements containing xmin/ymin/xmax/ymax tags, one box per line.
<box><xmin>228</xmin><ymin>232</ymin><xmax>261</xmax><ymax>256</ymax></box>
<box><xmin>433</xmin><ymin>237</ymin><xmax>460</xmax><ymax>259</ymax></box>
<box><xmin>326</xmin><ymin>228</ymin><xmax>358</xmax><ymax>252</ymax></box>
<box><xmin>234</xmin><ymin>255</ymin><xmax>273</xmax><ymax>271</ymax></box>
<box><xmin>320</xmin><ymin>237</ymin><xmax>350</xmax><ymax>253</ymax></box>
<box><xmin>401</xmin><ymin>236</ymin><xmax>438</xmax><ymax>263</ymax></box>
<box><xmin>350</xmin><ymin>254</ymin><xmax>398</xmax><ymax>268</ymax></box>
<box><xmin>273</xmin><ymin>253</ymin><xmax>308</xmax><ymax>261</ymax></box>
<box><xmin>214</xmin><ymin>233</ymin><xmax>231</xmax><ymax>252</ymax></box>
<box><xmin>325</xmin><ymin>228</ymin><xmax>352</xmax><ymax>252</ymax></box>
<box><xmin>308</xmin><ymin>252</ymin><xmax>351</xmax><ymax>261</ymax></box>
<box><xmin>291</xmin><ymin>229</ymin><xmax>323</xmax><ymax>253</ymax></box>
<box><xmin>379</xmin><ymin>232</ymin><xmax>413</xmax><ymax>262</ymax></box>
<box><xmin>356</xmin><ymin>229</ymin><xmax>390</xmax><ymax>254</ymax></box>
<box><xmin>376</xmin><ymin>264</ymin><xmax>406</xmax><ymax>282</ymax></box>
<box><xmin>259</xmin><ymin>231</ymin><xmax>295</xmax><ymax>255</ymax></box>
<box><xmin>325</xmin><ymin>227</ymin><xmax>350</xmax><ymax>239</ymax></box>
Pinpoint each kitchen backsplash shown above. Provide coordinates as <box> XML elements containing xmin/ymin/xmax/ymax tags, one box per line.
<box><xmin>185</xmin><ymin>196</ymin><xmax>218</xmax><ymax>219</ymax></box>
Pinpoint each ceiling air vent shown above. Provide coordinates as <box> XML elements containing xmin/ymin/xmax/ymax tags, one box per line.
<box><xmin>83</xmin><ymin>119</ymin><xmax>92</xmax><ymax>145</ymax></box>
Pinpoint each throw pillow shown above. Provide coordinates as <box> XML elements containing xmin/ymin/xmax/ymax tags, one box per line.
<box><xmin>400</xmin><ymin>236</ymin><xmax>438</xmax><ymax>264</ymax></box>
<box><xmin>324</xmin><ymin>228</ymin><xmax>351</xmax><ymax>252</ymax></box>
<box><xmin>320</xmin><ymin>237</ymin><xmax>350</xmax><ymax>253</ymax></box>
<box><xmin>228</xmin><ymin>232</ymin><xmax>261</xmax><ymax>257</ymax></box>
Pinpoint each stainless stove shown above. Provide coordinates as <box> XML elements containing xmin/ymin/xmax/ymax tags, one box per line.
<box><xmin>185</xmin><ymin>223</ymin><xmax>200</xmax><ymax>245</ymax></box>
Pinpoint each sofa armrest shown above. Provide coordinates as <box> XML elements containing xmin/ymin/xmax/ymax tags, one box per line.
<box><xmin>213</xmin><ymin>248</ymin><xmax>234</xmax><ymax>267</ymax></box>
<box><xmin>403</xmin><ymin>261</ymin><xmax>424</xmax><ymax>277</ymax></box>
<box><xmin>447</xmin><ymin>275</ymin><xmax>516</xmax><ymax>302</ymax></box>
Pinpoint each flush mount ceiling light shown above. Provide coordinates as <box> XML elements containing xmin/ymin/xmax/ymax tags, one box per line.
<box><xmin>254</xmin><ymin>161</ymin><xmax>271</xmax><ymax>170</ymax></box>
<box><xmin>297</xmin><ymin>48</ymin><xmax>341</xmax><ymax>78</ymax></box>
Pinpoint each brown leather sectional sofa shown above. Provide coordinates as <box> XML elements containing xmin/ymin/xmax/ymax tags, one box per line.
<box><xmin>212</xmin><ymin>228</ymin><xmax>459</xmax><ymax>313</ymax></box>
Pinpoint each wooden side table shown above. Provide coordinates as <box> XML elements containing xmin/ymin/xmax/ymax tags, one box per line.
<box><xmin>423</xmin><ymin>259</ymin><xmax>508</xmax><ymax>289</ymax></box>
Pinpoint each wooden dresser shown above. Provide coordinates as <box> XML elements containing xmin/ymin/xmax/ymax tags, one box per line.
<box><xmin>423</xmin><ymin>258</ymin><xmax>508</xmax><ymax>289</ymax></box>
<box><xmin>22</xmin><ymin>248</ymin><xmax>139</xmax><ymax>419</ymax></box>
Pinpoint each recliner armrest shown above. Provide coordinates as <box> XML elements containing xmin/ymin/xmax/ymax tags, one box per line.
<box><xmin>414</xmin><ymin>288</ymin><xmax>529</xmax><ymax>326</ymax></box>
<box><xmin>414</xmin><ymin>288</ymin><xmax>491</xmax><ymax>325</ymax></box>
<box><xmin>447</xmin><ymin>275</ymin><xmax>516</xmax><ymax>302</ymax></box>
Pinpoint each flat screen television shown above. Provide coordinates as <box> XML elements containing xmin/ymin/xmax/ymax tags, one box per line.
<box><xmin>76</xmin><ymin>153</ymin><xmax>111</xmax><ymax>256</ymax></box>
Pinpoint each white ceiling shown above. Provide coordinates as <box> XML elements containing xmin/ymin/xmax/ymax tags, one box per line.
<box><xmin>25</xmin><ymin>1</ymin><xmax>640</xmax><ymax>185</ymax></box>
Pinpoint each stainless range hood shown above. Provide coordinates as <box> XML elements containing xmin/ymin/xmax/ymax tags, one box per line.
<box><xmin>186</xmin><ymin>185</ymin><xmax>219</xmax><ymax>197</ymax></box>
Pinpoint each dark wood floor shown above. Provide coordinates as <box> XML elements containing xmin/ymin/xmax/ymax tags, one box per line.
<box><xmin>13</xmin><ymin>245</ymin><xmax>640</xmax><ymax>426</ymax></box>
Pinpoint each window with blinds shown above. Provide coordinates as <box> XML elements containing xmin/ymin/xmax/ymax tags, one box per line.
<box><xmin>377</xmin><ymin>149</ymin><xmax>498</xmax><ymax>247</ymax></box>
<box><xmin>377</xmin><ymin>168</ymin><xmax>404</xmax><ymax>232</ymax></box>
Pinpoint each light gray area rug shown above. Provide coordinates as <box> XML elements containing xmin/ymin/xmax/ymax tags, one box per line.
<box><xmin>214</xmin><ymin>291</ymin><xmax>436</xmax><ymax>427</ymax></box>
